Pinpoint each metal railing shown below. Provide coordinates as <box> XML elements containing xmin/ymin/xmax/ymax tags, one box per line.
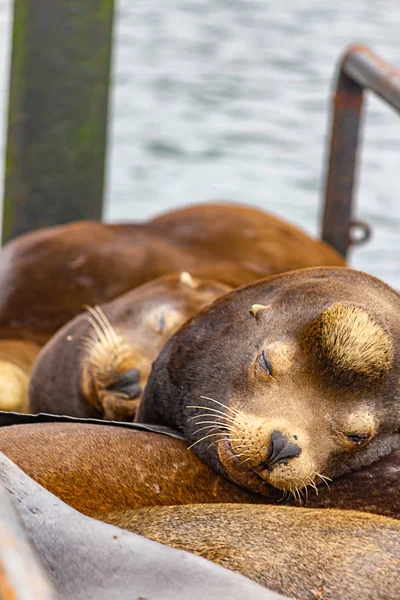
<box><xmin>321</xmin><ymin>44</ymin><xmax>400</xmax><ymax>258</ymax></box>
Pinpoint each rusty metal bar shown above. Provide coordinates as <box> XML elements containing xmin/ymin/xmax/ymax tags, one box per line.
<box><xmin>2</xmin><ymin>0</ymin><xmax>115</xmax><ymax>244</ymax></box>
<box><xmin>322</xmin><ymin>44</ymin><xmax>400</xmax><ymax>257</ymax></box>
<box><xmin>0</xmin><ymin>483</ymin><xmax>59</xmax><ymax>599</ymax></box>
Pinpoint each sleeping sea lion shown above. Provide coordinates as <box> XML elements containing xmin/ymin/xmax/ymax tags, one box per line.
<box><xmin>107</xmin><ymin>503</ymin><xmax>400</xmax><ymax>600</ymax></box>
<box><xmin>29</xmin><ymin>273</ymin><xmax>231</xmax><ymax>420</ymax></box>
<box><xmin>0</xmin><ymin>202</ymin><xmax>344</xmax><ymax>343</ymax></box>
<box><xmin>136</xmin><ymin>267</ymin><xmax>400</xmax><ymax>497</ymax></box>
<box><xmin>0</xmin><ymin>422</ymin><xmax>398</xmax><ymax>519</ymax></box>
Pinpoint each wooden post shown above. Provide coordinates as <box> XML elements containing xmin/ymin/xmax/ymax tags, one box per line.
<box><xmin>2</xmin><ymin>0</ymin><xmax>115</xmax><ymax>243</ymax></box>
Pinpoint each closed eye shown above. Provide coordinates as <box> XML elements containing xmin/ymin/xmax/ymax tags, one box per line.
<box><xmin>343</xmin><ymin>432</ymin><xmax>371</xmax><ymax>446</ymax></box>
<box><xmin>259</xmin><ymin>350</ymin><xmax>272</xmax><ymax>376</ymax></box>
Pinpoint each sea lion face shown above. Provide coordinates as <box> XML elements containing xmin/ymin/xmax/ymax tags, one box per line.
<box><xmin>141</xmin><ymin>268</ymin><xmax>400</xmax><ymax>495</ymax></box>
<box><xmin>81</xmin><ymin>273</ymin><xmax>231</xmax><ymax>420</ymax></box>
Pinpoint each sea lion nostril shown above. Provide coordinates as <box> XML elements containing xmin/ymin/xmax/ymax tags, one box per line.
<box><xmin>106</xmin><ymin>369</ymin><xmax>142</xmax><ymax>398</ymax></box>
<box><xmin>261</xmin><ymin>430</ymin><xmax>302</xmax><ymax>470</ymax></box>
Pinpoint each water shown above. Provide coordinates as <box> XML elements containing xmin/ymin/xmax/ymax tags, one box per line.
<box><xmin>1</xmin><ymin>1</ymin><xmax>400</xmax><ymax>285</ymax></box>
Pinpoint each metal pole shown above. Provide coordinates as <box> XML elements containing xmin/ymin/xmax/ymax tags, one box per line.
<box><xmin>321</xmin><ymin>44</ymin><xmax>400</xmax><ymax>258</ymax></box>
<box><xmin>2</xmin><ymin>0</ymin><xmax>115</xmax><ymax>243</ymax></box>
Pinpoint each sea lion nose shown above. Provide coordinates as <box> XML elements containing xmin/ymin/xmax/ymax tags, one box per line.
<box><xmin>261</xmin><ymin>430</ymin><xmax>302</xmax><ymax>470</ymax></box>
<box><xmin>106</xmin><ymin>368</ymin><xmax>142</xmax><ymax>398</ymax></box>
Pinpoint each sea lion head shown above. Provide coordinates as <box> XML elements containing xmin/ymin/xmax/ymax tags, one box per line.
<box><xmin>81</xmin><ymin>273</ymin><xmax>231</xmax><ymax>420</ymax></box>
<box><xmin>139</xmin><ymin>267</ymin><xmax>400</xmax><ymax>496</ymax></box>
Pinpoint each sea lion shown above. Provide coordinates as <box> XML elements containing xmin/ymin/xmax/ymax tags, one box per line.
<box><xmin>0</xmin><ymin>202</ymin><xmax>344</xmax><ymax>343</ymax></box>
<box><xmin>0</xmin><ymin>454</ymin><xmax>278</xmax><ymax>600</ymax></box>
<box><xmin>137</xmin><ymin>267</ymin><xmax>400</xmax><ymax>497</ymax></box>
<box><xmin>0</xmin><ymin>340</ymin><xmax>41</xmax><ymax>412</ymax></box>
<box><xmin>29</xmin><ymin>273</ymin><xmax>231</xmax><ymax>420</ymax></box>
<box><xmin>0</xmin><ymin>423</ymin><xmax>266</xmax><ymax>516</ymax></box>
<box><xmin>107</xmin><ymin>503</ymin><xmax>400</xmax><ymax>600</ymax></box>
<box><xmin>0</xmin><ymin>422</ymin><xmax>398</xmax><ymax>519</ymax></box>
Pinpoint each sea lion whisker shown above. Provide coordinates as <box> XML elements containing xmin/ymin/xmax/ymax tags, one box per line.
<box><xmin>79</xmin><ymin>336</ymin><xmax>97</xmax><ymax>349</ymax></box>
<box><xmin>84</xmin><ymin>305</ymin><xmax>119</xmax><ymax>349</ymax></box>
<box><xmin>186</xmin><ymin>409</ymin><xmax>237</xmax><ymax>424</ymax></box>
<box><xmin>192</xmin><ymin>420</ymin><xmax>236</xmax><ymax>428</ymax></box>
<box><xmin>308</xmin><ymin>476</ymin><xmax>318</xmax><ymax>495</ymax></box>
<box><xmin>277</xmin><ymin>489</ymin><xmax>289</xmax><ymax>503</ymax></box>
<box><xmin>193</xmin><ymin>424</ymin><xmax>238</xmax><ymax>434</ymax></box>
<box><xmin>314</xmin><ymin>472</ymin><xmax>332</xmax><ymax>492</ymax></box>
<box><xmin>91</xmin><ymin>305</ymin><xmax>120</xmax><ymax>347</ymax></box>
<box><xmin>228</xmin><ymin>443</ymin><xmax>247</xmax><ymax>450</ymax></box>
<box><xmin>84</xmin><ymin>306</ymin><xmax>114</xmax><ymax>345</ymax></box>
<box><xmin>192</xmin><ymin>426</ymin><xmax>222</xmax><ymax>436</ymax></box>
<box><xmin>295</xmin><ymin>488</ymin><xmax>303</xmax><ymax>505</ymax></box>
<box><xmin>205</xmin><ymin>440</ymin><xmax>222</xmax><ymax>451</ymax></box>
<box><xmin>314</xmin><ymin>472</ymin><xmax>332</xmax><ymax>484</ymax></box>
<box><xmin>79</xmin><ymin>339</ymin><xmax>95</xmax><ymax>352</ymax></box>
<box><xmin>302</xmin><ymin>480</ymin><xmax>309</xmax><ymax>504</ymax></box>
<box><xmin>199</xmin><ymin>395</ymin><xmax>242</xmax><ymax>417</ymax></box>
<box><xmin>187</xmin><ymin>432</ymin><xmax>227</xmax><ymax>450</ymax></box>
<box><xmin>226</xmin><ymin>451</ymin><xmax>248</xmax><ymax>461</ymax></box>
<box><xmin>85</xmin><ymin>314</ymin><xmax>107</xmax><ymax>345</ymax></box>
<box><xmin>193</xmin><ymin>424</ymin><xmax>237</xmax><ymax>435</ymax></box>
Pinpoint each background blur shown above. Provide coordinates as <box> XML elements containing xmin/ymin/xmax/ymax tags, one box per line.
<box><xmin>0</xmin><ymin>0</ymin><xmax>399</xmax><ymax>284</ymax></box>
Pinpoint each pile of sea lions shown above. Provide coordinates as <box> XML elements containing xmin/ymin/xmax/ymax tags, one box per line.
<box><xmin>0</xmin><ymin>202</ymin><xmax>398</xmax><ymax>600</ymax></box>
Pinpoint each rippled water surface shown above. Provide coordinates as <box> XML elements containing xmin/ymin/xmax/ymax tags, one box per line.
<box><xmin>1</xmin><ymin>1</ymin><xmax>400</xmax><ymax>285</ymax></box>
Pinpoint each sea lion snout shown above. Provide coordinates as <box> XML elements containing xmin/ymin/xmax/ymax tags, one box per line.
<box><xmin>106</xmin><ymin>368</ymin><xmax>142</xmax><ymax>399</ymax></box>
<box><xmin>260</xmin><ymin>430</ymin><xmax>302</xmax><ymax>471</ymax></box>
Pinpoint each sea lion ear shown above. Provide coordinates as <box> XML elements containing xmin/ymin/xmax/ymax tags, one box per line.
<box><xmin>250</xmin><ymin>304</ymin><xmax>270</xmax><ymax>318</ymax></box>
<box><xmin>304</xmin><ymin>303</ymin><xmax>393</xmax><ymax>382</ymax></box>
<box><xmin>180</xmin><ymin>272</ymin><xmax>199</xmax><ymax>289</ymax></box>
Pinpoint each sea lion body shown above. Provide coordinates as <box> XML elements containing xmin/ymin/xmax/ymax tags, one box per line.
<box><xmin>111</xmin><ymin>503</ymin><xmax>400</xmax><ymax>600</ymax></box>
<box><xmin>0</xmin><ymin>340</ymin><xmax>41</xmax><ymax>412</ymax></box>
<box><xmin>0</xmin><ymin>203</ymin><xmax>344</xmax><ymax>343</ymax></box>
<box><xmin>0</xmin><ymin>423</ymin><xmax>265</xmax><ymax>516</ymax></box>
<box><xmin>137</xmin><ymin>267</ymin><xmax>400</xmax><ymax>496</ymax></box>
<box><xmin>0</xmin><ymin>453</ymin><xmax>278</xmax><ymax>600</ymax></box>
<box><xmin>0</xmin><ymin>221</ymin><xmax>200</xmax><ymax>344</ymax></box>
<box><xmin>0</xmin><ymin>422</ymin><xmax>398</xmax><ymax>519</ymax></box>
<box><xmin>29</xmin><ymin>273</ymin><xmax>231</xmax><ymax>420</ymax></box>
<box><xmin>149</xmin><ymin>203</ymin><xmax>344</xmax><ymax>273</ymax></box>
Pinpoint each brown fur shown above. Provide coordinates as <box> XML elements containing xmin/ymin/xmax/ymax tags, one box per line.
<box><xmin>303</xmin><ymin>304</ymin><xmax>394</xmax><ymax>382</ymax></box>
<box><xmin>0</xmin><ymin>203</ymin><xmax>344</xmax><ymax>343</ymax></box>
<box><xmin>137</xmin><ymin>267</ymin><xmax>400</xmax><ymax>495</ymax></box>
<box><xmin>0</xmin><ymin>422</ymin><xmax>398</xmax><ymax>520</ymax></box>
<box><xmin>105</xmin><ymin>503</ymin><xmax>400</xmax><ymax>600</ymax></box>
<box><xmin>29</xmin><ymin>273</ymin><xmax>231</xmax><ymax>420</ymax></box>
<box><xmin>0</xmin><ymin>340</ymin><xmax>41</xmax><ymax>412</ymax></box>
<box><xmin>0</xmin><ymin>423</ymin><xmax>267</xmax><ymax>515</ymax></box>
